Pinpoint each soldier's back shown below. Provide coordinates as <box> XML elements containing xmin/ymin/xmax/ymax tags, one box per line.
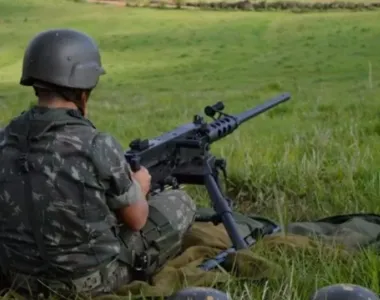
<box><xmin>0</xmin><ymin>107</ymin><xmax>121</xmax><ymax>278</ymax></box>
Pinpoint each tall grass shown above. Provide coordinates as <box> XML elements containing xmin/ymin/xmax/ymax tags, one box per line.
<box><xmin>0</xmin><ymin>0</ymin><xmax>380</xmax><ymax>298</ymax></box>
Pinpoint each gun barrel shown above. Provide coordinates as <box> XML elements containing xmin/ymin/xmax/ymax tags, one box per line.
<box><xmin>236</xmin><ymin>92</ymin><xmax>291</xmax><ymax>124</ymax></box>
<box><xmin>206</xmin><ymin>92</ymin><xmax>291</xmax><ymax>143</ymax></box>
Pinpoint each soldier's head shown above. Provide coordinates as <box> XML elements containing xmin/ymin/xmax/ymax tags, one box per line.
<box><xmin>167</xmin><ymin>287</ymin><xmax>231</xmax><ymax>300</ymax></box>
<box><xmin>310</xmin><ymin>283</ymin><xmax>379</xmax><ymax>300</ymax></box>
<box><xmin>19</xmin><ymin>28</ymin><xmax>106</xmax><ymax>117</ymax></box>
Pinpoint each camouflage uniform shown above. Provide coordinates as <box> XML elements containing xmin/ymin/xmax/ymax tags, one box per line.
<box><xmin>0</xmin><ymin>107</ymin><xmax>196</xmax><ymax>297</ymax></box>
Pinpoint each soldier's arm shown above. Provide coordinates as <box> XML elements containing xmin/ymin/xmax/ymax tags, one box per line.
<box><xmin>92</xmin><ymin>133</ymin><xmax>149</xmax><ymax>231</ymax></box>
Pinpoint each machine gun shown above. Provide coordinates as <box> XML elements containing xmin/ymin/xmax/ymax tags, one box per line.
<box><xmin>125</xmin><ymin>93</ymin><xmax>291</xmax><ymax>251</ymax></box>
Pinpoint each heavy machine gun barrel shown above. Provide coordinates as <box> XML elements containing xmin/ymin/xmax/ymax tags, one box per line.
<box><xmin>206</xmin><ymin>92</ymin><xmax>291</xmax><ymax>143</ymax></box>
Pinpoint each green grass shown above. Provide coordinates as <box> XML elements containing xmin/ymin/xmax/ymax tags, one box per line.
<box><xmin>1</xmin><ymin>0</ymin><xmax>380</xmax><ymax>299</ymax></box>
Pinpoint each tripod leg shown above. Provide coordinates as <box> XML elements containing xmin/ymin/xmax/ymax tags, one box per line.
<box><xmin>204</xmin><ymin>174</ymin><xmax>248</xmax><ymax>250</ymax></box>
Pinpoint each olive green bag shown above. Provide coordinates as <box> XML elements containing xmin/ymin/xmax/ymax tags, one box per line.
<box><xmin>195</xmin><ymin>208</ymin><xmax>380</xmax><ymax>251</ymax></box>
<box><xmin>286</xmin><ymin>213</ymin><xmax>380</xmax><ymax>251</ymax></box>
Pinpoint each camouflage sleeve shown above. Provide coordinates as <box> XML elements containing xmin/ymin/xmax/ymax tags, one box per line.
<box><xmin>91</xmin><ymin>132</ymin><xmax>144</xmax><ymax>210</ymax></box>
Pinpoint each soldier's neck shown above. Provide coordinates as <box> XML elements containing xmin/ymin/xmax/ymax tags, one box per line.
<box><xmin>37</xmin><ymin>98</ymin><xmax>79</xmax><ymax>111</ymax></box>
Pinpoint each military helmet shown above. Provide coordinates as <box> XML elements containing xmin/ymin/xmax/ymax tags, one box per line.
<box><xmin>20</xmin><ymin>28</ymin><xmax>105</xmax><ymax>90</ymax></box>
<box><xmin>310</xmin><ymin>283</ymin><xmax>379</xmax><ymax>300</ymax></box>
<box><xmin>168</xmin><ymin>287</ymin><xmax>231</xmax><ymax>300</ymax></box>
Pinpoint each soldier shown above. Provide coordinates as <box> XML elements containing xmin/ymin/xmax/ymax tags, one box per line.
<box><xmin>0</xmin><ymin>28</ymin><xmax>196</xmax><ymax>298</ymax></box>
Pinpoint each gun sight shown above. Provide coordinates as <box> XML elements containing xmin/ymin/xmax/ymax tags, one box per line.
<box><xmin>204</xmin><ymin>101</ymin><xmax>225</xmax><ymax>118</ymax></box>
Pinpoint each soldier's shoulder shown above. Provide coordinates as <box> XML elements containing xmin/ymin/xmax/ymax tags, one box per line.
<box><xmin>52</xmin><ymin>123</ymin><xmax>98</xmax><ymax>149</ymax></box>
<box><xmin>0</xmin><ymin>112</ymin><xmax>27</xmax><ymax>140</ymax></box>
<box><xmin>91</xmin><ymin>132</ymin><xmax>126</xmax><ymax>170</ymax></box>
<box><xmin>92</xmin><ymin>132</ymin><xmax>124</xmax><ymax>153</ymax></box>
<box><xmin>5</xmin><ymin>109</ymin><xmax>31</xmax><ymax>124</ymax></box>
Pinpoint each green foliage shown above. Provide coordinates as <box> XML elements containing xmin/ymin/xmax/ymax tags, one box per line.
<box><xmin>1</xmin><ymin>0</ymin><xmax>380</xmax><ymax>299</ymax></box>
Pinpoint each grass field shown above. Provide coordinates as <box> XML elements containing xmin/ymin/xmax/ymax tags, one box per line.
<box><xmin>1</xmin><ymin>0</ymin><xmax>380</xmax><ymax>299</ymax></box>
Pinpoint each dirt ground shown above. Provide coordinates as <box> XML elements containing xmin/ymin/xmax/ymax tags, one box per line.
<box><xmin>87</xmin><ymin>0</ymin><xmax>126</xmax><ymax>6</ymax></box>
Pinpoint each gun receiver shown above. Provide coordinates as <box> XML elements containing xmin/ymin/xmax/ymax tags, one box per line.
<box><xmin>125</xmin><ymin>93</ymin><xmax>291</xmax><ymax>250</ymax></box>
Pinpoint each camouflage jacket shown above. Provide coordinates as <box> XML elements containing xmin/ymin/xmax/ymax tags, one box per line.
<box><xmin>0</xmin><ymin>106</ymin><xmax>142</xmax><ymax>278</ymax></box>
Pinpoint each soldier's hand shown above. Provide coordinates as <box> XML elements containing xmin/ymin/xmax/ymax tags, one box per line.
<box><xmin>132</xmin><ymin>166</ymin><xmax>151</xmax><ymax>196</ymax></box>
